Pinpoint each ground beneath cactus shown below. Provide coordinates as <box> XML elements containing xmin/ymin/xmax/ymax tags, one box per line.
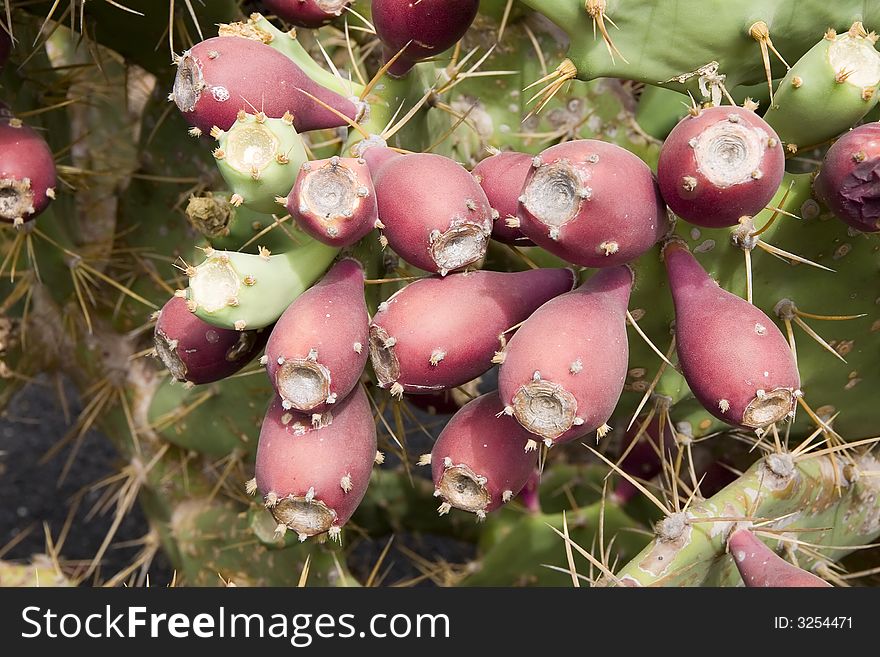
<box><xmin>0</xmin><ymin>378</ymin><xmax>476</xmax><ymax>587</ymax></box>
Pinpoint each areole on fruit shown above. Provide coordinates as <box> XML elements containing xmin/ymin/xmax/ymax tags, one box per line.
<box><xmin>223</xmin><ymin>122</ymin><xmax>279</xmax><ymax>175</ymax></box>
<box><xmin>692</xmin><ymin>120</ymin><xmax>766</xmax><ymax>188</ymax></box>
<box><xmin>437</xmin><ymin>464</ymin><xmax>490</xmax><ymax>514</ymax></box>
<box><xmin>429</xmin><ymin>223</ymin><xmax>489</xmax><ymax>273</ymax></box>
<box><xmin>521</xmin><ymin>161</ymin><xmax>583</xmax><ymax>229</ymax></box>
<box><xmin>368</xmin><ymin>325</ymin><xmax>400</xmax><ymax>388</ymax></box>
<box><xmin>275</xmin><ymin>359</ymin><xmax>332</xmax><ymax>411</ymax></box>
<box><xmin>269</xmin><ymin>496</ymin><xmax>337</xmax><ymax>538</ymax></box>
<box><xmin>300</xmin><ymin>160</ymin><xmax>359</xmax><ymax>220</ymax></box>
<box><xmin>510</xmin><ymin>378</ymin><xmax>578</xmax><ymax>440</ymax></box>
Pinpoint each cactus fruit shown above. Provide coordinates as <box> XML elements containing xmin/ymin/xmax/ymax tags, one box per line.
<box><xmin>764</xmin><ymin>23</ymin><xmax>880</xmax><ymax>153</ymax></box>
<box><xmin>286</xmin><ymin>156</ymin><xmax>378</xmax><ymax>245</ymax></box>
<box><xmin>373</xmin><ymin>152</ymin><xmax>494</xmax><ymax>275</ymax></box>
<box><xmin>260</xmin><ymin>0</ymin><xmax>352</xmax><ymax>28</ymax></box>
<box><xmin>813</xmin><ymin>122</ymin><xmax>880</xmax><ymax>232</ymax></box>
<box><xmin>429</xmin><ymin>392</ymin><xmax>538</xmax><ymax>519</ymax></box>
<box><xmin>264</xmin><ymin>258</ymin><xmax>369</xmax><ymax>414</ymax></box>
<box><xmin>516</xmin><ymin>140</ymin><xmax>668</xmax><ymax>266</ymax></box>
<box><xmin>472</xmin><ymin>151</ymin><xmax>534</xmax><ymax>245</ymax></box>
<box><xmin>662</xmin><ymin>240</ymin><xmax>801</xmax><ymax>430</ymax></box>
<box><xmin>372</xmin><ymin>0</ymin><xmax>480</xmax><ymax>76</ymax></box>
<box><xmin>255</xmin><ymin>385</ymin><xmax>377</xmax><ymax>542</ymax></box>
<box><xmin>0</xmin><ymin>114</ymin><xmax>57</xmax><ymax>226</ymax></box>
<box><xmin>369</xmin><ymin>268</ymin><xmax>576</xmax><ymax>396</ymax></box>
<box><xmin>185</xmin><ymin>192</ymin><xmax>294</xmax><ymax>253</ymax></box>
<box><xmin>657</xmin><ymin>106</ymin><xmax>785</xmax><ymax>228</ymax></box>
<box><xmin>210</xmin><ymin>110</ymin><xmax>308</xmax><ymax>214</ymax></box>
<box><xmin>153</xmin><ymin>296</ymin><xmax>269</xmax><ymax>385</ymax></box>
<box><xmin>172</xmin><ymin>36</ymin><xmax>359</xmax><ymax>135</ymax></box>
<box><xmin>727</xmin><ymin>527</ymin><xmax>832</xmax><ymax>587</ymax></box>
<box><xmin>498</xmin><ymin>266</ymin><xmax>632</xmax><ymax>447</ymax></box>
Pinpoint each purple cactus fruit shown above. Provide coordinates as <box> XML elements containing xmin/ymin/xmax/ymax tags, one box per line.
<box><xmin>286</xmin><ymin>156</ymin><xmax>378</xmax><ymax>246</ymax></box>
<box><xmin>370</xmin><ymin>268</ymin><xmax>576</xmax><ymax>396</ymax></box>
<box><xmin>255</xmin><ymin>384</ymin><xmax>377</xmax><ymax>541</ymax></box>
<box><xmin>728</xmin><ymin>527</ymin><xmax>830</xmax><ymax>587</ymax></box>
<box><xmin>472</xmin><ymin>151</ymin><xmax>535</xmax><ymax>246</ymax></box>
<box><xmin>498</xmin><ymin>266</ymin><xmax>632</xmax><ymax>447</ymax></box>
<box><xmin>516</xmin><ymin>140</ymin><xmax>668</xmax><ymax>267</ymax></box>
<box><xmin>264</xmin><ymin>258</ymin><xmax>369</xmax><ymax>414</ymax></box>
<box><xmin>372</xmin><ymin>0</ymin><xmax>480</xmax><ymax>77</ymax></box>
<box><xmin>153</xmin><ymin>296</ymin><xmax>269</xmax><ymax>385</ymax></box>
<box><xmin>430</xmin><ymin>392</ymin><xmax>538</xmax><ymax>518</ymax></box>
<box><xmin>171</xmin><ymin>36</ymin><xmax>359</xmax><ymax>135</ymax></box>
<box><xmin>657</xmin><ymin>106</ymin><xmax>785</xmax><ymax>228</ymax></box>
<box><xmin>373</xmin><ymin>152</ymin><xmax>494</xmax><ymax>274</ymax></box>
<box><xmin>0</xmin><ymin>115</ymin><xmax>57</xmax><ymax>226</ymax></box>
<box><xmin>260</xmin><ymin>0</ymin><xmax>351</xmax><ymax>28</ymax></box>
<box><xmin>813</xmin><ymin>122</ymin><xmax>880</xmax><ymax>233</ymax></box>
<box><xmin>663</xmin><ymin>239</ymin><xmax>801</xmax><ymax>430</ymax></box>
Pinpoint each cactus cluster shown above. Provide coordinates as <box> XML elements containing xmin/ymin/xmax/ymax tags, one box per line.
<box><xmin>0</xmin><ymin>0</ymin><xmax>878</xmax><ymax>588</ymax></box>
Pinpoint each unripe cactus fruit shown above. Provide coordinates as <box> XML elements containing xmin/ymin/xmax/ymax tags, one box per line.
<box><xmin>369</xmin><ymin>268</ymin><xmax>576</xmax><ymax>396</ymax></box>
<box><xmin>429</xmin><ymin>392</ymin><xmax>538</xmax><ymax>518</ymax></box>
<box><xmin>813</xmin><ymin>122</ymin><xmax>880</xmax><ymax>232</ymax></box>
<box><xmin>153</xmin><ymin>296</ymin><xmax>269</xmax><ymax>385</ymax></box>
<box><xmin>0</xmin><ymin>115</ymin><xmax>57</xmax><ymax>226</ymax></box>
<box><xmin>764</xmin><ymin>23</ymin><xmax>880</xmax><ymax>153</ymax></box>
<box><xmin>255</xmin><ymin>385</ymin><xmax>377</xmax><ymax>542</ymax></box>
<box><xmin>657</xmin><ymin>106</ymin><xmax>785</xmax><ymax>228</ymax></box>
<box><xmin>498</xmin><ymin>266</ymin><xmax>632</xmax><ymax>446</ymax></box>
<box><xmin>472</xmin><ymin>151</ymin><xmax>535</xmax><ymax>245</ymax></box>
<box><xmin>727</xmin><ymin>527</ymin><xmax>831</xmax><ymax>587</ymax></box>
<box><xmin>172</xmin><ymin>36</ymin><xmax>359</xmax><ymax>134</ymax></box>
<box><xmin>372</xmin><ymin>0</ymin><xmax>480</xmax><ymax>76</ymax></box>
<box><xmin>264</xmin><ymin>258</ymin><xmax>369</xmax><ymax>414</ymax></box>
<box><xmin>212</xmin><ymin>110</ymin><xmax>307</xmax><ymax>214</ymax></box>
<box><xmin>663</xmin><ymin>240</ymin><xmax>801</xmax><ymax>430</ymax></box>
<box><xmin>516</xmin><ymin>140</ymin><xmax>667</xmax><ymax>266</ymax></box>
<box><xmin>286</xmin><ymin>156</ymin><xmax>378</xmax><ymax>246</ymax></box>
<box><xmin>373</xmin><ymin>152</ymin><xmax>494</xmax><ymax>275</ymax></box>
<box><xmin>260</xmin><ymin>0</ymin><xmax>351</xmax><ymax>28</ymax></box>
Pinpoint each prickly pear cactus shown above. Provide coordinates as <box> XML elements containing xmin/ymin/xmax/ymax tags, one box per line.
<box><xmin>1</xmin><ymin>0</ymin><xmax>878</xmax><ymax>588</ymax></box>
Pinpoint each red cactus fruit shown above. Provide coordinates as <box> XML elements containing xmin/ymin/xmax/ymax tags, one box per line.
<box><xmin>369</xmin><ymin>268</ymin><xmax>576</xmax><ymax>397</ymax></box>
<box><xmin>372</xmin><ymin>0</ymin><xmax>480</xmax><ymax>77</ymax></box>
<box><xmin>353</xmin><ymin>139</ymin><xmax>402</xmax><ymax>179</ymax></box>
<box><xmin>255</xmin><ymin>384</ymin><xmax>377</xmax><ymax>542</ymax></box>
<box><xmin>264</xmin><ymin>258</ymin><xmax>369</xmax><ymax>414</ymax></box>
<box><xmin>657</xmin><ymin>106</ymin><xmax>785</xmax><ymax>228</ymax></box>
<box><xmin>153</xmin><ymin>296</ymin><xmax>269</xmax><ymax>385</ymax></box>
<box><xmin>813</xmin><ymin>122</ymin><xmax>880</xmax><ymax>233</ymax></box>
<box><xmin>171</xmin><ymin>36</ymin><xmax>359</xmax><ymax>135</ymax></box>
<box><xmin>472</xmin><ymin>151</ymin><xmax>535</xmax><ymax>245</ymax></box>
<box><xmin>429</xmin><ymin>392</ymin><xmax>538</xmax><ymax>518</ymax></box>
<box><xmin>374</xmin><ymin>152</ymin><xmax>495</xmax><ymax>274</ymax></box>
<box><xmin>260</xmin><ymin>0</ymin><xmax>351</xmax><ymax>28</ymax></box>
<box><xmin>663</xmin><ymin>240</ymin><xmax>801</xmax><ymax>430</ymax></box>
<box><xmin>0</xmin><ymin>115</ymin><xmax>57</xmax><ymax>226</ymax></box>
<box><xmin>498</xmin><ymin>266</ymin><xmax>632</xmax><ymax>447</ymax></box>
<box><xmin>516</xmin><ymin>140</ymin><xmax>668</xmax><ymax>267</ymax></box>
<box><xmin>286</xmin><ymin>156</ymin><xmax>378</xmax><ymax>246</ymax></box>
<box><xmin>728</xmin><ymin>527</ymin><xmax>831</xmax><ymax>587</ymax></box>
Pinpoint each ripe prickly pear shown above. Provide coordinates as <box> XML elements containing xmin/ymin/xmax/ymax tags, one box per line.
<box><xmin>264</xmin><ymin>258</ymin><xmax>369</xmax><ymax>414</ymax></box>
<box><xmin>153</xmin><ymin>296</ymin><xmax>269</xmax><ymax>385</ymax></box>
<box><xmin>813</xmin><ymin>122</ymin><xmax>880</xmax><ymax>232</ymax></box>
<box><xmin>372</xmin><ymin>0</ymin><xmax>479</xmax><ymax>76</ymax></box>
<box><xmin>728</xmin><ymin>528</ymin><xmax>831</xmax><ymax>587</ymax></box>
<box><xmin>657</xmin><ymin>106</ymin><xmax>784</xmax><ymax>228</ymax></box>
<box><xmin>286</xmin><ymin>156</ymin><xmax>378</xmax><ymax>246</ymax></box>
<box><xmin>430</xmin><ymin>392</ymin><xmax>538</xmax><ymax>519</ymax></box>
<box><xmin>211</xmin><ymin>110</ymin><xmax>307</xmax><ymax>214</ymax></box>
<box><xmin>472</xmin><ymin>151</ymin><xmax>534</xmax><ymax>245</ymax></box>
<box><xmin>498</xmin><ymin>266</ymin><xmax>632</xmax><ymax>446</ymax></box>
<box><xmin>255</xmin><ymin>384</ymin><xmax>377</xmax><ymax>542</ymax></box>
<box><xmin>516</xmin><ymin>140</ymin><xmax>667</xmax><ymax>266</ymax></box>
<box><xmin>260</xmin><ymin>0</ymin><xmax>351</xmax><ymax>28</ymax></box>
<box><xmin>172</xmin><ymin>36</ymin><xmax>359</xmax><ymax>135</ymax></box>
<box><xmin>0</xmin><ymin>115</ymin><xmax>57</xmax><ymax>226</ymax></box>
<box><xmin>369</xmin><ymin>268</ymin><xmax>575</xmax><ymax>396</ymax></box>
<box><xmin>373</xmin><ymin>152</ymin><xmax>494</xmax><ymax>275</ymax></box>
<box><xmin>663</xmin><ymin>240</ymin><xmax>801</xmax><ymax>430</ymax></box>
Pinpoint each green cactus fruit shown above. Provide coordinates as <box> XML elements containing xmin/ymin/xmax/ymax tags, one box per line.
<box><xmin>211</xmin><ymin>111</ymin><xmax>307</xmax><ymax>214</ymax></box>
<box><xmin>764</xmin><ymin>23</ymin><xmax>880</xmax><ymax>153</ymax></box>
<box><xmin>185</xmin><ymin>191</ymin><xmax>296</xmax><ymax>254</ymax></box>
